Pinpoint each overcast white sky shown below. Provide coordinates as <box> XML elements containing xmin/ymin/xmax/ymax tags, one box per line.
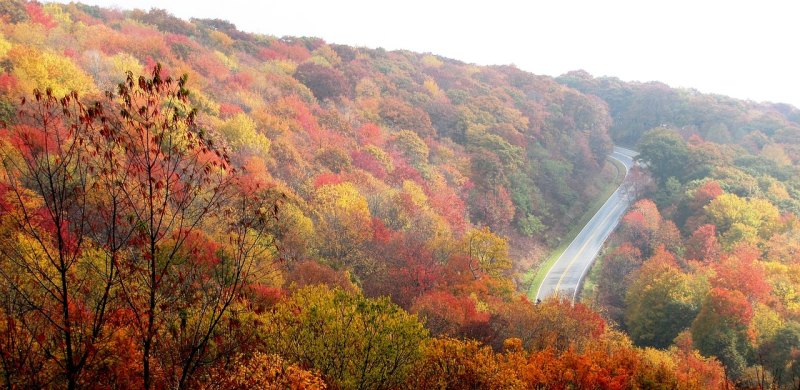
<box><xmin>50</xmin><ymin>0</ymin><xmax>800</xmax><ymax>107</ymax></box>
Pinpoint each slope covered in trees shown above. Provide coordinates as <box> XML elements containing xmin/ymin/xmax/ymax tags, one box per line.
<box><xmin>0</xmin><ymin>1</ymin><xmax>784</xmax><ymax>388</ymax></box>
<box><xmin>558</xmin><ymin>70</ymin><xmax>800</xmax><ymax>149</ymax></box>
<box><xmin>563</xmin><ymin>71</ymin><xmax>800</xmax><ymax>389</ymax></box>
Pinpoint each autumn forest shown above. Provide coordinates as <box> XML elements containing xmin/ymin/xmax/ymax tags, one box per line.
<box><xmin>0</xmin><ymin>2</ymin><xmax>798</xmax><ymax>389</ymax></box>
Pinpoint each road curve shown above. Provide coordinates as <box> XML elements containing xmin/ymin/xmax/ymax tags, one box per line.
<box><xmin>535</xmin><ymin>146</ymin><xmax>639</xmax><ymax>303</ymax></box>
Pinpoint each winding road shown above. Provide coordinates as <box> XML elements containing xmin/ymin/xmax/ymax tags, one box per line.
<box><xmin>535</xmin><ymin>146</ymin><xmax>639</xmax><ymax>303</ymax></box>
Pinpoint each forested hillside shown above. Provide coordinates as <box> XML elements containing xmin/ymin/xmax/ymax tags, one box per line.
<box><xmin>567</xmin><ymin>76</ymin><xmax>800</xmax><ymax>386</ymax></box>
<box><xmin>0</xmin><ymin>1</ymin><xmax>792</xmax><ymax>388</ymax></box>
<box><xmin>559</xmin><ymin>70</ymin><xmax>800</xmax><ymax>149</ymax></box>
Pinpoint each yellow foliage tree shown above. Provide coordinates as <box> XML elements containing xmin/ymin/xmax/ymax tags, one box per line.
<box><xmin>462</xmin><ymin>226</ymin><xmax>512</xmax><ymax>279</ymax></box>
<box><xmin>275</xmin><ymin>202</ymin><xmax>315</xmax><ymax>261</ymax></box>
<box><xmin>0</xmin><ymin>33</ymin><xmax>12</xmax><ymax>58</ymax></box>
<box><xmin>8</xmin><ymin>45</ymin><xmax>95</xmax><ymax>96</ymax></box>
<box><xmin>214</xmin><ymin>50</ymin><xmax>238</xmax><ymax>70</ymax></box>
<box><xmin>423</xmin><ymin>78</ymin><xmax>445</xmax><ymax>99</ymax></box>
<box><xmin>313</xmin><ymin>183</ymin><xmax>372</xmax><ymax>271</ymax></box>
<box><xmin>219</xmin><ymin>113</ymin><xmax>271</xmax><ymax>155</ymax></box>
<box><xmin>208</xmin><ymin>30</ymin><xmax>234</xmax><ymax>49</ymax></box>
<box><xmin>259</xmin><ymin>286</ymin><xmax>427</xmax><ymax>389</ymax></box>
<box><xmin>402</xmin><ymin>180</ymin><xmax>428</xmax><ymax>208</ymax></box>
<box><xmin>705</xmin><ymin>193</ymin><xmax>781</xmax><ymax>248</ymax></box>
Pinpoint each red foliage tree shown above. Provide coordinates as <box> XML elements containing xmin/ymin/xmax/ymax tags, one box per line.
<box><xmin>712</xmin><ymin>251</ymin><xmax>771</xmax><ymax>302</ymax></box>
<box><xmin>25</xmin><ymin>2</ymin><xmax>56</xmax><ymax>29</ymax></box>
<box><xmin>312</xmin><ymin>172</ymin><xmax>344</xmax><ymax>188</ymax></box>
<box><xmin>410</xmin><ymin>290</ymin><xmax>488</xmax><ymax>337</ymax></box>
<box><xmin>351</xmin><ymin>149</ymin><xmax>388</xmax><ymax>179</ymax></box>
<box><xmin>619</xmin><ymin>199</ymin><xmax>663</xmax><ymax>257</ymax></box>
<box><xmin>496</xmin><ymin>297</ymin><xmax>606</xmax><ymax>353</ymax></box>
<box><xmin>692</xmin><ymin>181</ymin><xmax>724</xmax><ymax>210</ymax></box>
<box><xmin>219</xmin><ymin>102</ymin><xmax>244</xmax><ymax>118</ymax></box>
<box><xmin>257</xmin><ymin>40</ymin><xmax>311</xmax><ymax>62</ymax></box>
<box><xmin>110</xmin><ymin>67</ymin><xmax>283</xmax><ymax>388</ymax></box>
<box><xmin>0</xmin><ymin>73</ymin><xmax>18</xmax><ymax>96</ymax></box>
<box><xmin>428</xmin><ymin>184</ymin><xmax>467</xmax><ymax>235</ymax></box>
<box><xmin>380</xmin><ymin>234</ymin><xmax>444</xmax><ymax>308</ymax></box>
<box><xmin>230</xmin><ymin>71</ymin><xmax>255</xmax><ymax>90</ymax></box>
<box><xmin>388</xmin><ymin>157</ymin><xmax>424</xmax><ymax>186</ymax></box>
<box><xmin>685</xmin><ymin>224</ymin><xmax>721</xmax><ymax>262</ymax></box>
<box><xmin>357</xmin><ymin>123</ymin><xmax>384</xmax><ymax>146</ymax></box>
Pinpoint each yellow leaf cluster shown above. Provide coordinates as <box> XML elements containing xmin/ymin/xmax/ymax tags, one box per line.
<box><xmin>401</xmin><ymin>180</ymin><xmax>428</xmax><ymax>208</ymax></box>
<box><xmin>311</xmin><ymin>45</ymin><xmax>341</xmax><ymax>67</ymax></box>
<box><xmin>8</xmin><ymin>45</ymin><xmax>96</xmax><ymax>96</ymax></box>
<box><xmin>463</xmin><ymin>226</ymin><xmax>512</xmax><ymax>278</ymax></box>
<box><xmin>219</xmin><ymin>113</ymin><xmax>271</xmax><ymax>155</ymax></box>
<box><xmin>0</xmin><ymin>33</ymin><xmax>12</xmax><ymax>58</ymax></box>
<box><xmin>43</xmin><ymin>3</ymin><xmax>72</xmax><ymax>26</ymax></box>
<box><xmin>214</xmin><ymin>50</ymin><xmax>238</xmax><ymax>71</ymax></box>
<box><xmin>423</xmin><ymin>78</ymin><xmax>444</xmax><ymax>99</ymax></box>
<box><xmin>420</xmin><ymin>54</ymin><xmax>443</xmax><ymax>68</ymax></box>
<box><xmin>208</xmin><ymin>29</ymin><xmax>234</xmax><ymax>48</ymax></box>
<box><xmin>262</xmin><ymin>59</ymin><xmax>297</xmax><ymax>75</ymax></box>
<box><xmin>315</xmin><ymin>182</ymin><xmax>370</xmax><ymax>222</ymax></box>
<box><xmin>109</xmin><ymin>52</ymin><xmax>144</xmax><ymax>78</ymax></box>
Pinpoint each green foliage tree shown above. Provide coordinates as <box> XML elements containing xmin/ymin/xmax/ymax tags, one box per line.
<box><xmin>517</xmin><ymin>213</ymin><xmax>545</xmax><ymax>237</ymax></box>
<box><xmin>389</xmin><ymin>129</ymin><xmax>429</xmax><ymax>167</ymax></box>
<box><xmin>756</xmin><ymin>322</ymin><xmax>800</xmax><ymax>388</ymax></box>
<box><xmin>636</xmin><ymin>127</ymin><xmax>689</xmax><ymax>185</ymax></box>
<box><xmin>691</xmin><ymin>288</ymin><xmax>755</xmax><ymax>382</ymax></box>
<box><xmin>624</xmin><ymin>248</ymin><xmax>703</xmax><ymax>349</ymax></box>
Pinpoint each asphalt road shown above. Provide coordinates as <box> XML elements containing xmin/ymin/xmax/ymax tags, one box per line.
<box><xmin>535</xmin><ymin>146</ymin><xmax>639</xmax><ymax>303</ymax></box>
